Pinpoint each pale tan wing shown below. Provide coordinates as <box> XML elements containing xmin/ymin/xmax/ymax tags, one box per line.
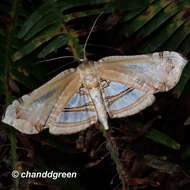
<box><xmin>2</xmin><ymin>68</ymin><xmax>79</xmax><ymax>134</ymax></box>
<box><xmin>47</xmin><ymin>84</ymin><xmax>97</xmax><ymax>135</ymax></box>
<box><xmin>96</xmin><ymin>51</ymin><xmax>187</xmax><ymax>118</ymax></box>
<box><xmin>2</xmin><ymin>68</ymin><xmax>98</xmax><ymax>135</ymax></box>
<box><xmin>97</xmin><ymin>51</ymin><xmax>187</xmax><ymax>92</ymax></box>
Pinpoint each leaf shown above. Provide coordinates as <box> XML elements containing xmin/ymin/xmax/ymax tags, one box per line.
<box><xmin>161</xmin><ymin>19</ymin><xmax>190</xmax><ymax>50</ymax></box>
<box><xmin>145</xmin><ymin>128</ymin><xmax>180</xmax><ymax>150</ymax></box>
<box><xmin>38</xmin><ymin>35</ymin><xmax>69</xmax><ymax>58</ymax></box>
<box><xmin>136</xmin><ymin>1</ymin><xmax>185</xmax><ymax>39</ymax></box>
<box><xmin>12</xmin><ymin>23</ymin><xmax>66</xmax><ymax>61</ymax></box>
<box><xmin>144</xmin><ymin>154</ymin><xmax>181</xmax><ymax>174</ymax></box>
<box><xmin>0</xmin><ymin>79</ymin><xmax>6</xmax><ymax>96</ymax></box>
<box><xmin>67</xmin><ymin>32</ymin><xmax>83</xmax><ymax>60</ymax></box>
<box><xmin>139</xmin><ymin>6</ymin><xmax>190</xmax><ymax>53</ymax></box>
<box><xmin>184</xmin><ymin>116</ymin><xmax>190</xmax><ymax>126</ymax></box>
<box><xmin>179</xmin><ymin>32</ymin><xmax>190</xmax><ymax>55</ymax></box>
<box><xmin>122</xmin><ymin>0</ymin><xmax>172</xmax><ymax>38</ymax></box>
<box><xmin>62</xmin><ymin>8</ymin><xmax>109</xmax><ymax>23</ymax></box>
<box><xmin>110</xmin><ymin>0</ymin><xmax>154</xmax><ymax>12</ymax></box>
<box><xmin>11</xmin><ymin>69</ymin><xmax>38</xmax><ymax>90</ymax></box>
<box><xmin>18</xmin><ymin>0</ymin><xmax>60</xmax><ymax>39</ymax></box>
<box><xmin>182</xmin><ymin>146</ymin><xmax>190</xmax><ymax>159</ymax></box>
<box><xmin>173</xmin><ymin>60</ymin><xmax>190</xmax><ymax>97</ymax></box>
<box><xmin>18</xmin><ymin>0</ymin><xmax>110</xmax><ymax>39</ymax></box>
<box><xmin>121</xmin><ymin>8</ymin><xmax>146</xmax><ymax>23</ymax></box>
<box><xmin>23</xmin><ymin>11</ymin><xmax>62</xmax><ymax>41</ymax></box>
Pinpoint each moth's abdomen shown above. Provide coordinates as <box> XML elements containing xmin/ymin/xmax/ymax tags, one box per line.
<box><xmin>89</xmin><ymin>87</ymin><xmax>109</xmax><ymax>130</ymax></box>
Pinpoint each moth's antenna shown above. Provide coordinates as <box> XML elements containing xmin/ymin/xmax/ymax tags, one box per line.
<box><xmin>46</xmin><ymin>60</ymin><xmax>76</xmax><ymax>75</ymax></box>
<box><xmin>83</xmin><ymin>12</ymin><xmax>103</xmax><ymax>60</ymax></box>
<box><xmin>38</xmin><ymin>56</ymin><xmax>75</xmax><ymax>63</ymax></box>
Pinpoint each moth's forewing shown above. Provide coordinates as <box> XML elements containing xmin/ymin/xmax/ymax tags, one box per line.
<box><xmin>97</xmin><ymin>51</ymin><xmax>187</xmax><ymax>92</ymax></box>
<box><xmin>97</xmin><ymin>51</ymin><xmax>187</xmax><ymax>118</ymax></box>
<box><xmin>2</xmin><ymin>69</ymin><xmax>77</xmax><ymax>134</ymax></box>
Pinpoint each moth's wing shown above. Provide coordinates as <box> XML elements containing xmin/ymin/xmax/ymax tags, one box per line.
<box><xmin>99</xmin><ymin>80</ymin><xmax>155</xmax><ymax>118</ymax></box>
<box><xmin>46</xmin><ymin>85</ymin><xmax>97</xmax><ymax>135</ymax></box>
<box><xmin>97</xmin><ymin>51</ymin><xmax>187</xmax><ymax>92</ymax></box>
<box><xmin>2</xmin><ymin>68</ymin><xmax>97</xmax><ymax>134</ymax></box>
<box><xmin>97</xmin><ymin>51</ymin><xmax>187</xmax><ymax>118</ymax></box>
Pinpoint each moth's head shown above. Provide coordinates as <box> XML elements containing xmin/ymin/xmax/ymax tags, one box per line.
<box><xmin>78</xmin><ymin>59</ymin><xmax>94</xmax><ymax>70</ymax></box>
<box><xmin>79</xmin><ymin>58</ymin><xmax>95</xmax><ymax>66</ymax></box>
<box><xmin>77</xmin><ymin>60</ymin><xmax>97</xmax><ymax>82</ymax></box>
<box><xmin>79</xmin><ymin>58</ymin><xmax>88</xmax><ymax>64</ymax></box>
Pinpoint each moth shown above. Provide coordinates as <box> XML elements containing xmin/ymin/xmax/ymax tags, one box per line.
<box><xmin>1</xmin><ymin>51</ymin><xmax>187</xmax><ymax>134</ymax></box>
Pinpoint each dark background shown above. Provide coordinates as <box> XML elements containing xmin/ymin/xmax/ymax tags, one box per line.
<box><xmin>0</xmin><ymin>0</ymin><xmax>190</xmax><ymax>189</ymax></box>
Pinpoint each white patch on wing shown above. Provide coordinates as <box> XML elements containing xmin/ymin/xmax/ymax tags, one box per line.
<box><xmin>57</xmin><ymin>111</ymin><xmax>95</xmax><ymax>122</ymax></box>
<box><xmin>103</xmin><ymin>81</ymin><xmax>130</xmax><ymax>96</ymax></box>
<box><xmin>109</xmin><ymin>88</ymin><xmax>144</xmax><ymax>110</ymax></box>
<box><xmin>123</xmin><ymin>63</ymin><xmax>155</xmax><ymax>71</ymax></box>
<box><xmin>64</xmin><ymin>93</ymin><xmax>89</xmax><ymax>108</ymax></box>
<box><xmin>101</xmin><ymin>81</ymin><xmax>145</xmax><ymax>117</ymax></box>
<box><xmin>56</xmin><ymin>89</ymin><xmax>97</xmax><ymax>124</ymax></box>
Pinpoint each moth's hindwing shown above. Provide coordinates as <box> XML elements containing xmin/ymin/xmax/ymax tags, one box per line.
<box><xmin>100</xmin><ymin>80</ymin><xmax>155</xmax><ymax>118</ymax></box>
<box><xmin>47</xmin><ymin>85</ymin><xmax>97</xmax><ymax>134</ymax></box>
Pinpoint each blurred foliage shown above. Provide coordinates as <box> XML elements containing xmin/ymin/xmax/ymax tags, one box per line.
<box><xmin>144</xmin><ymin>154</ymin><xmax>181</xmax><ymax>174</ymax></box>
<box><xmin>145</xmin><ymin>128</ymin><xmax>180</xmax><ymax>150</ymax></box>
<box><xmin>1</xmin><ymin>0</ymin><xmax>190</xmax><ymax>189</ymax></box>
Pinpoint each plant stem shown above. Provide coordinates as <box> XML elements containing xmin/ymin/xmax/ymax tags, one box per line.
<box><xmin>99</xmin><ymin>124</ymin><xmax>127</xmax><ymax>190</ymax></box>
<box><xmin>4</xmin><ymin>0</ymin><xmax>20</xmax><ymax>189</ymax></box>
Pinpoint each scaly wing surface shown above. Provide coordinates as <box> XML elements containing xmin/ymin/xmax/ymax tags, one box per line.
<box><xmin>96</xmin><ymin>51</ymin><xmax>187</xmax><ymax>118</ymax></box>
<box><xmin>47</xmin><ymin>84</ymin><xmax>97</xmax><ymax>134</ymax></box>
<box><xmin>2</xmin><ymin>68</ymin><xmax>97</xmax><ymax>134</ymax></box>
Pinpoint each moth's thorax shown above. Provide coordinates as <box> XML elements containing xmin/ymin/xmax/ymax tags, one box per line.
<box><xmin>77</xmin><ymin>60</ymin><xmax>99</xmax><ymax>89</ymax></box>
